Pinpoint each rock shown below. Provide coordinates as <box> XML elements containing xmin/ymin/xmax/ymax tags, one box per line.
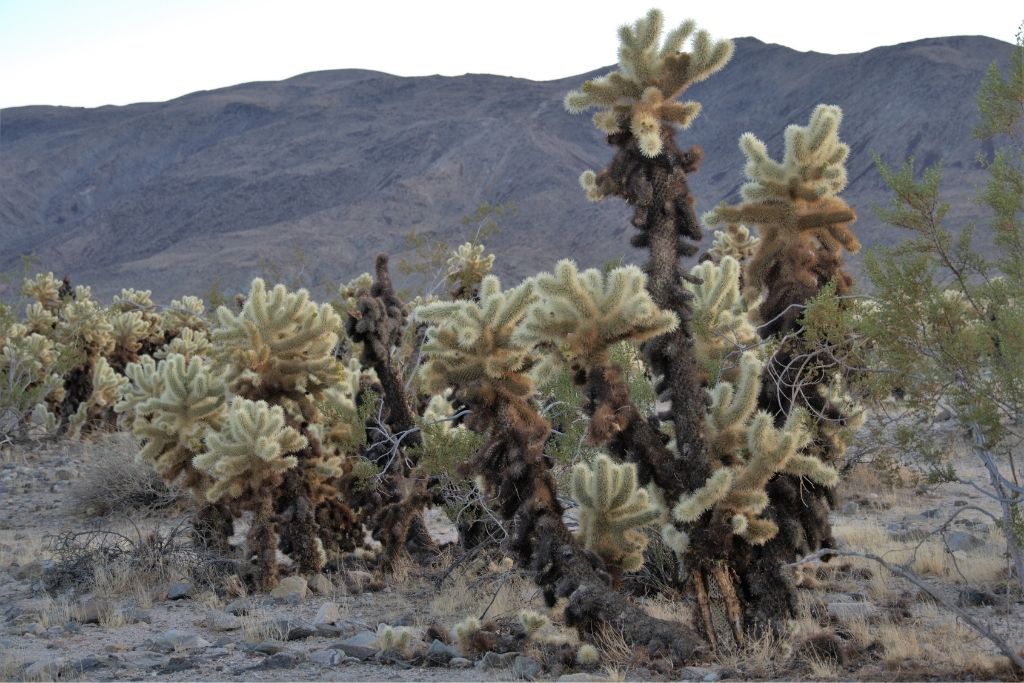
<box><xmin>343</xmin><ymin>570</ymin><xmax>374</xmax><ymax>594</ymax></box>
<box><xmin>827</xmin><ymin>602</ymin><xmax>877</xmax><ymax>620</ymax></box>
<box><xmin>270</xmin><ymin>576</ymin><xmax>308</xmax><ymax>600</ymax></box>
<box><xmin>946</xmin><ymin>531</ymin><xmax>985</xmax><ymax>552</ymax></box>
<box><xmin>449</xmin><ymin>657</ymin><xmax>472</xmax><ymax>669</ymax></box>
<box><xmin>54</xmin><ymin>468</ymin><xmax>75</xmax><ymax>481</ymax></box>
<box><xmin>920</xmin><ymin>508</ymin><xmax>942</xmax><ymax>519</ymax></box>
<box><xmin>203</xmin><ymin>611</ymin><xmax>241</xmax><ymax>631</ymax></box>
<box><xmin>273</xmin><ymin>617</ymin><xmax>316</xmax><ymax>641</ymax></box>
<box><xmin>315</xmin><ymin>623</ymin><xmax>349</xmax><ymax>637</ymax></box>
<box><xmin>309</xmin><ymin>573</ymin><xmax>334</xmax><ymax>594</ymax></box>
<box><xmin>69</xmin><ymin>655</ymin><xmax>103</xmax><ymax>672</ymax></box>
<box><xmin>74</xmin><ymin>598</ymin><xmax>106</xmax><ymax>624</ymax></box>
<box><xmin>314</xmin><ymin>601</ymin><xmax>343</xmax><ymax>625</ymax></box>
<box><xmin>477</xmin><ymin>651</ymin><xmax>520</xmax><ymax>671</ymax></box>
<box><xmin>166</xmin><ymin>582</ymin><xmax>193</xmax><ymax>600</ymax></box>
<box><xmin>425</xmin><ymin>638</ymin><xmax>462</xmax><ymax>665</ymax></box>
<box><xmin>679</xmin><ymin>668</ymin><xmax>721</xmax><ymax>682</ymax></box>
<box><xmin>558</xmin><ymin>674</ymin><xmax>610</xmax><ymax>682</ymax></box>
<box><xmin>23</xmin><ymin>659</ymin><xmax>68</xmax><ymax>680</ymax></box>
<box><xmin>513</xmin><ymin>654</ymin><xmax>543</xmax><ymax>680</ymax></box>
<box><xmin>309</xmin><ymin>649</ymin><xmax>343</xmax><ymax>666</ymax></box>
<box><xmin>335</xmin><ymin>631</ymin><xmax>380</xmax><ymax>660</ymax></box>
<box><xmin>958</xmin><ymin>588</ymin><xmax>999</xmax><ymax>607</ymax></box>
<box><xmin>121</xmin><ymin>607</ymin><xmax>152</xmax><ymax>624</ymax></box>
<box><xmin>823</xmin><ymin>592</ymin><xmax>867</xmax><ymax>605</ymax></box>
<box><xmin>158</xmin><ymin>655</ymin><xmax>200</xmax><ymax>674</ymax></box>
<box><xmin>839</xmin><ymin>501</ymin><xmax>859</xmax><ymax>515</ymax></box>
<box><xmin>252</xmin><ymin>652</ymin><xmax>306</xmax><ymax>669</ymax></box>
<box><xmin>246</xmin><ymin>641</ymin><xmax>286</xmax><ymax>655</ymax></box>
<box><xmin>153</xmin><ymin>629</ymin><xmax>211</xmax><ymax>653</ymax></box>
<box><xmin>224</xmin><ymin>598</ymin><xmax>254</xmax><ymax>616</ymax></box>
<box><xmin>117</xmin><ymin>652</ymin><xmax>169</xmax><ymax>670</ymax></box>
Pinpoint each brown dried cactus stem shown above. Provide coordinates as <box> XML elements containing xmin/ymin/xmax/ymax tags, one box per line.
<box><xmin>344</xmin><ymin>253</ymin><xmax>434</xmax><ymax>562</ymax></box>
<box><xmin>590</xmin><ymin>129</ymin><xmax>709</xmax><ymax>476</ymax></box>
<box><xmin>457</xmin><ymin>379</ymin><xmax>707</xmax><ymax>662</ymax></box>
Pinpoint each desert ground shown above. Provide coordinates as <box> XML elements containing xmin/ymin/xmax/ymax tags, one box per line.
<box><xmin>1</xmin><ymin>421</ymin><xmax>1022</xmax><ymax>682</ymax></box>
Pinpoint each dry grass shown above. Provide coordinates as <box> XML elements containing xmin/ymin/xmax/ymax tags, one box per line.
<box><xmin>832</xmin><ymin>518</ymin><xmax>1007</xmax><ymax>585</ymax></box>
<box><xmin>240</xmin><ymin>608</ymin><xmax>287</xmax><ymax>642</ymax></box>
<box><xmin>714</xmin><ymin>628</ymin><xmax>794</xmax><ymax>679</ymax></box>
<box><xmin>65</xmin><ymin>433</ymin><xmax>183</xmax><ymax>517</ymax></box>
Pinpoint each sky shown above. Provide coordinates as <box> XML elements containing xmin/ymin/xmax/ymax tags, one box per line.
<box><xmin>0</xmin><ymin>0</ymin><xmax>1019</xmax><ymax>109</ymax></box>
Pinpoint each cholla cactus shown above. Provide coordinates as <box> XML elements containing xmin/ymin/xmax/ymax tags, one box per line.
<box><xmin>564</xmin><ymin>9</ymin><xmax>733</xmax><ymax>157</ymax></box>
<box><xmin>24</xmin><ymin>302</ymin><xmax>58</xmax><ymax>335</ymax></box>
<box><xmin>55</xmin><ymin>294</ymin><xmax>114</xmax><ymax>361</ymax></box>
<box><xmin>109</xmin><ymin>310</ymin><xmax>151</xmax><ymax>369</ymax></box>
<box><xmin>111</xmin><ymin>289</ymin><xmax>163</xmax><ymax>343</ymax></box>
<box><xmin>445</xmin><ymin>242</ymin><xmax>495</xmax><ymax>299</ymax></box>
<box><xmin>518</xmin><ymin>610</ymin><xmax>549</xmax><ymax>638</ymax></box>
<box><xmin>163</xmin><ymin>296</ymin><xmax>208</xmax><ymax>336</ymax></box>
<box><xmin>570</xmin><ymin>454</ymin><xmax>659</xmax><ymax>574</ymax></box>
<box><xmin>415</xmin><ymin>275</ymin><xmax>536</xmax><ymax>400</ymax></box>
<box><xmin>454</xmin><ymin>616</ymin><xmax>481</xmax><ymax>655</ymax></box>
<box><xmin>213</xmin><ymin>278</ymin><xmax>342</xmax><ymax>396</ymax></box>
<box><xmin>193</xmin><ymin>397</ymin><xmax>305</xmax><ymax>502</ymax></box>
<box><xmin>21</xmin><ymin>273</ymin><xmax>65</xmax><ymax>313</ymax></box>
<box><xmin>155</xmin><ymin>327</ymin><xmax>212</xmax><ymax>361</ymax></box>
<box><xmin>376</xmin><ymin>624</ymin><xmax>413</xmax><ymax>656</ymax></box>
<box><xmin>685</xmin><ymin>257</ymin><xmax>758</xmax><ymax>379</ymax></box>
<box><xmin>706</xmin><ymin>224</ymin><xmax>760</xmax><ymax>264</ymax></box>
<box><xmin>116</xmin><ymin>353</ymin><xmax>227</xmax><ymax>488</ymax></box>
<box><xmin>704</xmin><ymin>105</ymin><xmax>860</xmax><ymax>330</ymax></box>
<box><xmin>577</xmin><ymin>643</ymin><xmax>600</xmax><ymax>666</ymax></box>
<box><xmin>518</xmin><ymin>260</ymin><xmax>678</xmax><ymax>369</ymax></box>
<box><xmin>672</xmin><ymin>382</ymin><xmax>837</xmax><ymax>548</ymax></box>
<box><xmin>67</xmin><ymin>356</ymin><xmax>128</xmax><ymax>438</ymax></box>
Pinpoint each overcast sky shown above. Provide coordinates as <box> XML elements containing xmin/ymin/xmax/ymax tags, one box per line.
<box><xmin>1</xmin><ymin>0</ymin><xmax>1019</xmax><ymax>109</ymax></box>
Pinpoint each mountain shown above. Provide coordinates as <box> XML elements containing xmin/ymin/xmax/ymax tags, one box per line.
<box><xmin>0</xmin><ymin>35</ymin><xmax>1014</xmax><ymax>302</ymax></box>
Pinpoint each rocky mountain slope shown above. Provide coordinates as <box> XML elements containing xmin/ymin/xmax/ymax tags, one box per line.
<box><xmin>0</xmin><ymin>35</ymin><xmax>1012</xmax><ymax>301</ymax></box>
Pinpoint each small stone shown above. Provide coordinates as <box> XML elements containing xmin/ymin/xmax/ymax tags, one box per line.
<box><xmin>512</xmin><ymin>654</ymin><xmax>543</xmax><ymax>680</ymax></box>
<box><xmin>270</xmin><ymin>576</ymin><xmax>308</xmax><ymax>600</ymax></box>
<box><xmin>839</xmin><ymin>501</ymin><xmax>859</xmax><ymax>515</ymax></box>
<box><xmin>314</xmin><ymin>601</ymin><xmax>343</xmax><ymax>625</ymax></box>
<box><xmin>224</xmin><ymin>598</ymin><xmax>254</xmax><ymax>616</ymax></box>
<box><xmin>23</xmin><ymin>659</ymin><xmax>68</xmax><ymax>680</ymax></box>
<box><xmin>74</xmin><ymin>598</ymin><xmax>106</xmax><ymax>624</ymax></box>
<box><xmin>920</xmin><ymin>508</ymin><xmax>942</xmax><ymax>519</ymax></box>
<box><xmin>449</xmin><ymin>657</ymin><xmax>472</xmax><ymax>669</ymax></box>
<box><xmin>54</xmin><ymin>468</ymin><xmax>75</xmax><ymax>480</ymax></box>
<box><xmin>334</xmin><ymin>631</ymin><xmax>379</xmax><ymax>660</ymax></box>
<box><xmin>117</xmin><ymin>653</ymin><xmax>169</xmax><ymax>670</ymax></box>
<box><xmin>826</xmin><ymin>602</ymin><xmax>876</xmax><ymax>620</ymax></box>
<box><xmin>425</xmin><ymin>638</ymin><xmax>461</xmax><ymax>665</ymax></box>
<box><xmin>252</xmin><ymin>652</ymin><xmax>305</xmax><ymax>669</ymax></box>
<box><xmin>309</xmin><ymin>649</ymin><xmax>343</xmax><ymax>666</ymax></box>
<box><xmin>958</xmin><ymin>588</ymin><xmax>999</xmax><ymax>607</ymax></box>
<box><xmin>558</xmin><ymin>674</ymin><xmax>610</xmax><ymax>682</ymax></box>
<box><xmin>166</xmin><ymin>582</ymin><xmax>193</xmax><ymax>600</ymax></box>
<box><xmin>273</xmin><ymin>617</ymin><xmax>316</xmax><ymax>641</ymax></box>
<box><xmin>946</xmin><ymin>531</ymin><xmax>985</xmax><ymax>552</ymax></box>
<box><xmin>159</xmin><ymin>655</ymin><xmax>200</xmax><ymax>674</ymax></box>
<box><xmin>308</xmin><ymin>573</ymin><xmax>334</xmax><ymax>594</ymax></box>
<box><xmin>203</xmin><ymin>611</ymin><xmax>241</xmax><ymax>631</ymax></box>
<box><xmin>343</xmin><ymin>570</ymin><xmax>374</xmax><ymax>594</ymax></box>
<box><xmin>247</xmin><ymin>641</ymin><xmax>286</xmax><ymax>655</ymax></box>
<box><xmin>122</xmin><ymin>607</ymin><xmax>152</xmax><ymax>624</ymax></box>
<box><xmin>153</xmin><ymin>629</ymin><xmax>211</xmax><ymax>652</ymax></box>
<box><xmin>477</xmin><ymin>651</ymin><xmax>520</xmax><ymax>671</ymax></box>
